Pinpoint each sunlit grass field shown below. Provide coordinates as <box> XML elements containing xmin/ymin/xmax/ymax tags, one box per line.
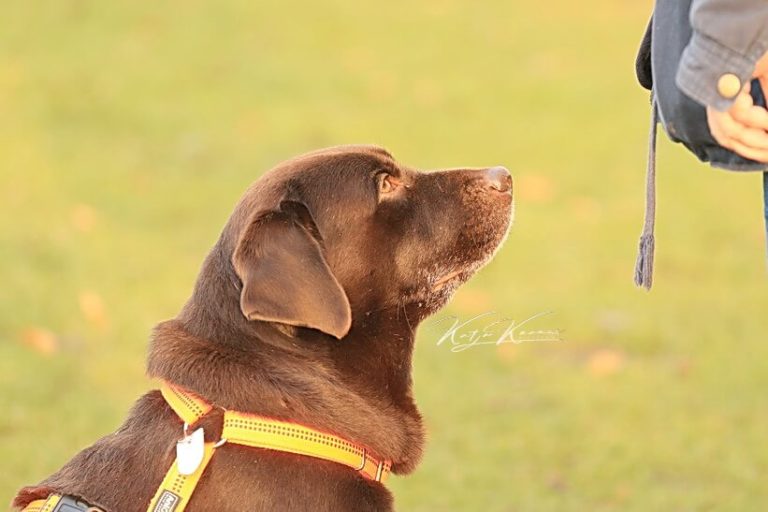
<box><xmin>2</xmin><ymin>1</ymin><xmax>768</xmax><ymax>510</ymax></box>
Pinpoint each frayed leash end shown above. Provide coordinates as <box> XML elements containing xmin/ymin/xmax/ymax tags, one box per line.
<box><xmin>634</xmin><ymin>234</ymin><xmax>655</xmax><ymax>290</ymax></box>
<box><xmin>634</xmin><ymin>97</ymin><xmax>657</xmax><ymax>291</ymax></box>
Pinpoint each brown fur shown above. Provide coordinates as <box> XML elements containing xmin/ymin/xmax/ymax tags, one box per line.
<box><xmin>14</xmin><ymin>145</ymin><xmax>513</xmax><ymax>512</ymax></box>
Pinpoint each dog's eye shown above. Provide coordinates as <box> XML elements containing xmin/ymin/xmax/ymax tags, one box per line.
<box><xmin>377</xmin><ymin>173</ymin><xmax>399</xmax><ymax>196</ymax></box>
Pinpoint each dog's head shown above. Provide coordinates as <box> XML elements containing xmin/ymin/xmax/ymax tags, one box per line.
<box><xmin>215</xmin><ymin>145</ymin><xmax>513</xmax><ymax>340</ymax></box>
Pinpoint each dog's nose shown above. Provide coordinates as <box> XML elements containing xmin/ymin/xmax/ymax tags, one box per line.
<box><xmin>483</xmin><ymin>166</ymin><xmax>512</xmax><ymax>193</ymax></box>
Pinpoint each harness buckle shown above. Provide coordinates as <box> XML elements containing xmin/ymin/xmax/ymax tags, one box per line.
<box><xmin>51</xmin><ymin>495</ymin><xmax>98</xmax><ymax>512</ymax></box>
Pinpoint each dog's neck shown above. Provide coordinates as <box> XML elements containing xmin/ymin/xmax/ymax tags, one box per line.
<box><xmin>146</xmin><ymin>248</ymin><xmax>425</xmax><ymax>473</ymax></box>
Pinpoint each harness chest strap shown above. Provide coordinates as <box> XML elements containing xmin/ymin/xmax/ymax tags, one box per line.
<box><xmin>21</xmin><ymin>495</ymin><xmax>99</xmax><ymax>512</ymax></box>
<box><xmin>21</xmin><ymin>383</ymin><xmax>392</xmax><ymax>512</ymax></box>
<box><xmin>146</xmin><ymin>441</ymin><xmax>215</xmax><ymax>512</ymax></box>
<box><xmin>146</xmin><ymin>381</ymin><xmax>392</xmax><ymax>512</ymax></box>
<box><xmin>21</xmin><ymin>495</ymin><xmax>61</xmax><ymax>512</ymax></box>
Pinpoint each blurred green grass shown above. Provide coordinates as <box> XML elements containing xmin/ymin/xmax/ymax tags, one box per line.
<box><xmin>2</xmin><ymin>1</ymin><xmax>768</xmax><ymax>510</ymax></box>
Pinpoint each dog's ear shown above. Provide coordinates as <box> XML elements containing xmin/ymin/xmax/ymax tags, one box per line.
<box><xmin>232</xmin><ymin>201</ymin><xmax>352</xmax><ymax>339</ymax></box>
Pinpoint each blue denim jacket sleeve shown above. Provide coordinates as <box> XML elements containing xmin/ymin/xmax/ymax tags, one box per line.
<box><xmin>676</xmin><ymin>0</ymin><xmax>768</xmax><ymax>112</ymax></box>
<box><xmin>650</xmin><ymin>0</ymin><xmax>768</xmax><ymax>171</ymax></box>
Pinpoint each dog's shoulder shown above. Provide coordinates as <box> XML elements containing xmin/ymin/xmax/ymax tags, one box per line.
<box><xmin>13</xmin><ymin>390</ymin><xmax>177</xmax><ymax>512</ymax></box>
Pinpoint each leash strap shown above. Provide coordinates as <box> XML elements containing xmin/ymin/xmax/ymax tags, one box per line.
<box><xmin>634</xmin><ymin>95</ymin><xmax>658</xmax><ymax>290</ymax></box>
<box><xmin>146</xmin><ymin>442</ymin><xmax>216</xmax><ymax>512</ymax></box>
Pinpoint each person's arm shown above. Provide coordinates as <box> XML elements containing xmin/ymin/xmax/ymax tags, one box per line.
<box><xmin>676</xmin><ymin>0</ymin><xmax>768</xmax><ymax>112</ymax></box>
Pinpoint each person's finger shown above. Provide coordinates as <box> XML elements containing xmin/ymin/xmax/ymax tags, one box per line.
<box><xmin>707</xmin><ymin>108</ymin><xmax>733</xmax><ymax>147</ymax></box>
<box><xmin>730</xmin><ymin>124</ymin><xmax>768</xmax><ymax>149</ymax></box>
<box><xmin>726</xmin><ymin>138</ymin><xmax>768</xmax><ymax>163</ymax></box>
<box><xmin>713</xmin><ymin>108</ymin><xmax>746</xmax><ymax>142</ymax></box>
<box><xmin>705</xmin><ymin>106</ymin><xmax>768</xmax><ymax>154</ymax></box>
<box><xmin>731</xmin><ymin>85</ymin><xmax>754</xmax><ymax>112</ymax></box>
<box><xmin>730</xmin><ymin>104</ymin><xmax>768</xmax><ymax>131</ymax></box>
<box><xmin>754</xmin><ymin>50</ymin><xmax>768</xmax><ymax>78</ymax></box>
<box><xmin>716</xmin><ymin>110</ymin><xmax>768</xmax><ymax>153</ymax></box>
<box><xmin>728</xmin><ymin>84</ymin><xmax>768</xmax><ymax>130</ymax></box>
<box><xmin>707</xmin><ymin>107</ymin><xmax>768</xmax><ymax>156</ymax></box>
<box><xmin>740</xmin><ymin>81</ymin><xmax>753</xmax><ymax>98</ymax></box>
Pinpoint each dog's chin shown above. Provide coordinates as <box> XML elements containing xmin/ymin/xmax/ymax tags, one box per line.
<box><xmin>431</xmin><ymin>269</ymin><xmax>465</xmax><ymax>291</ymax></box>
<box><xmin>417</xmin><ymin>221</ymin><xmax>512</xmax><ymax>316</ymax></box>
<box><xmin>429</xmin><ymin>270</ymin><xmax>471</xmax><ymax>303</ymax></box>
<box><xmin>402</xmin><ymin>265</ymin><xmax>477</xmax><ymax>318</ymax></box>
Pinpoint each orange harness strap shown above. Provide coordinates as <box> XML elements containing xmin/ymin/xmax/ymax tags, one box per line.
<box><xmin>145</xmin><ymin>441</ymin><xmax>215</xmax><ymax>512</ymax></box>
<box><xmin>20</xmin><ymin>496</ymin><xmax>61</xmax><ymax>512</ymax></box>
<box><xmin>145</xmin><ymin>381</ymin><xmax>391</xmax><ymax>511</ymax></box>
<box><xmin>22</xmin><ymin>383</ymin><xmax>391</xmax><ymax>512</ymax></box>
<box><xmin>21</xmin><ymin>495</ymin><xmax>101</xmax><ymax>512</ymax></box>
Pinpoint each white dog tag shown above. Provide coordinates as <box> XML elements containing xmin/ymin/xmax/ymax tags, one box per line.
<box><xmin>176</xmin><ymin>427</ymin><xmax>205</xmax><ymax>476</ymax></box>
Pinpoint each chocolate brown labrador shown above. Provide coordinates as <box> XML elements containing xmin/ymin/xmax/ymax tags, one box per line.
<box><xmin>14</xmin><ymin>145</ymin><xmax>513</xmax><ymax>512</ymax></box>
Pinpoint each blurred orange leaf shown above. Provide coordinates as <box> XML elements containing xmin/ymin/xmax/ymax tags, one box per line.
<box><xmin>497</xmin><ymin>342</ymin><xmax>517</xmax><ymax>363</ymax></box>
<box><xmin>79</xmin><ymin>290</ymin><xmax>108</xmax><ymax>329</ymax></box>
<box><xmin>21</xmin><ymin>327</ymin><xmax>59</xmax><ymax>356</ymax></box>
<box><xmin>586</xmin><ymin>349</ymin><xmax>625</xmax><ymax>377</ymax></box>
<box><xmin>71</xmin><ymin>203</ymin><xmax>98</xmax><ymax>233</ymax></box>
<box><xmin>517</xmin><ymin>174</ymin><xmax>556</xmax><ymax>203</ymax></box>
<box><xmin>451</xmin><ymin>287</ymin><xmax>493</xmax><ymax>314</ymax></box>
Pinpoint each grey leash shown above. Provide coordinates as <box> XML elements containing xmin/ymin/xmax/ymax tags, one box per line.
<box><xmin>634</xmin><ymin>95</ymin><xmax>658</xmax><ymax>290</ymax></box>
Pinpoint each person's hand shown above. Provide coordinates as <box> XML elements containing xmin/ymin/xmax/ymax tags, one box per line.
<box><xmin>753</xmin><ymin>50</ymin><xmax>768</xmax><ymax>93</ymax></box>
<box><xmin>706</xmin><ymin>51</ymin><xmax>768</xmax><ymax>162</ymax></box>
<box><xmin>706</xmin><ymin>84</ymin><xmax>768</xmax><ymax>162</ymax></box>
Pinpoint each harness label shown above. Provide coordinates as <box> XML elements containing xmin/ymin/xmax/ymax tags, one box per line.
<box><xmin>152</xmin><ymin>491</ymin><xmax>180</xmax><ymax>512</ymax></box>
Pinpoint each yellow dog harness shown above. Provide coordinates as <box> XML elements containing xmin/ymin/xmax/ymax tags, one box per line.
<box><xmin>22</xmin><ymin>381</ymin><xmax>392</xmax><ymax>512</ymax></box>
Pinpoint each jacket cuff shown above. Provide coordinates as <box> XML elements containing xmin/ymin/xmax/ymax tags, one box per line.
<box><xmin>676</xmin><ymin>31</ymin><xmax>763</xmax><ymax>112</ymax></box>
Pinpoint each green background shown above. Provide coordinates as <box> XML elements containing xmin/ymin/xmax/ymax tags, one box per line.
<box><xmin>2</xmin><ymin>1</ymin><xmax>767</xmax><ymax>510</ymax></box>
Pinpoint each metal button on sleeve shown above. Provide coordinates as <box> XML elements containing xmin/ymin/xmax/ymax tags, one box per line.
<box><xmin>717</xmin><ymin>73</ymin><xmax>742</xmax><ymax>99</ymax></box>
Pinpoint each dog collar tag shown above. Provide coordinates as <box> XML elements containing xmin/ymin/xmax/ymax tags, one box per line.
<box><xmin>176</xmin><ymin>427</ymin><xmax>205</xmax><ymax>476</ymax></box>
